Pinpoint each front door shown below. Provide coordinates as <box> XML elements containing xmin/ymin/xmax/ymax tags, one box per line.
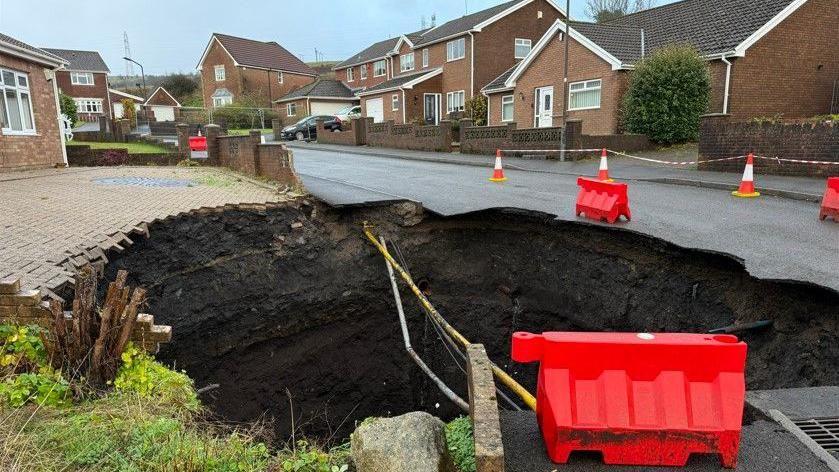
<box><xmin>534</xmin><ymin>86</ymin><xmax>554</xmax><ymax>128</ymax></box>
<box><xmin>424</xmin><ymin>94</ymin><xmax>441</xmax><ymax>125</ymax></box>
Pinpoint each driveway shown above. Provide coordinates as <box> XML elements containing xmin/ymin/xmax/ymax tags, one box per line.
<box><xmin>0</xmin><ymin>167</ymin><xmax>287</xmax><ymax>294</ymax></box>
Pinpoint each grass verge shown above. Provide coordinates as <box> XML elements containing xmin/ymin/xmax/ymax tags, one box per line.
<box><xmin>66</xmin><ymin>141</ymin><xmax>170</xmax><ymax>154</ymax></box>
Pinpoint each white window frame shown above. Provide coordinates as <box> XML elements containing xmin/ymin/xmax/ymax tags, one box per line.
<box><xmin>400</xmin><ymin>53</ymin><xmax>415</xmax><ymax>72</ymax></box>
<box><xmin>514</xmin><ymin>38</ymin><xmax>532</xmax><ymax>59</ymax></box>
<box><xmin>0</xmin><ymin>68</ymin><xmax>36</xmax><ymax>134</ymax></box>
<box><xmin>391</xmin><ymin>94</ymin><xmax>399</xmax><ymax>111</ymax></box>
<box><xmin>422</xmin><ymin>48</ymin><xmax>429</xmax><ymax>68</ymax></box>
<box><xmin>360</xmin><ymin>64</ymin><xmax>367</xmax><ymax>80</ymax></box>
<box><xmin>346</xmin><ymin>68</ymin><xmax>354</xmax><ymax>82</ymax></box>
<box><xmin>446</xmin><ymin>90</ymin><xmax>465</xmax><ymax>113</ymax></box>
<box><xmin>212</xmin><ymin>95</ymin><xmax>233</xmax><ymax>107</ymax></box>
<box><xmin>75</xmin><ymin>98</ymin><xmax>104</xmax><ymax>114</ymax></box>
<box><xmin>278</xmin><ymin>71</ymin><xmax>284</xmax><ymax>84</ymax></box>
<box><xmin>214</xmin><ymin>65</ymin><xmax>225</xmax><ymax>82</ymax></box>
<box><xmin>568</xmin><ymin>79</ymin><xmax>602</xmax><ymax>111</ymax></box>
<box><xmin>501</xmin><ymin>95</ymin><xmax>515</xmax><ymax>122</ymax></box>
<box><xmin>70</xmin><ymin>72</ymin><xmax>94</xmax><ymax>86</ymax></box>
<box><xmin>287</xmin><ymin>103</ymin><xmax>297</xmax><ymax>117</ymax></box>
<box><xmin>447</xmin><ymin>38</ymin><xmax>466</xmax><ymax>62</ymax></box>
<box><xmin>373</xmin><ymin>60</ymin><xmax>387</xmax><ymax>77</ymax></box>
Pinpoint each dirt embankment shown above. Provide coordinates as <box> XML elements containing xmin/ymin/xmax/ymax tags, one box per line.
<box><xmin>101</xmin><ymin>201</ymin><xmax>839</xmax><ymax>441</ymax></box>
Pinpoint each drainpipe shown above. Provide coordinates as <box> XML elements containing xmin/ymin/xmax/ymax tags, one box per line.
<box><xmin>468</xmin><ymin>32</ymin><xmax>475</xmax><ymax>99</ymax></box>
<box><xmin>49</xmin><ymin>68</ymin><xmax>69</xmax><ymax>166</ymax></box>
<box><xmin>640</xmin><ymin>29</ymin><xmax>645</xmax><ymax>58</ymax></box>
<box><xmin>401</xmin><ymin>89</ymin><xmax>407</xmax><ymax>124</ymax></box>
<box><xmin>721</xmin><ymin>56</ymin><xmax>732</xmax><ymax>114</ymax></box>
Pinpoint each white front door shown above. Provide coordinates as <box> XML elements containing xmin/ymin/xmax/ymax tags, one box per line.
<box><xmin>534</xmin><ymin>86</ymin><xmax>554</xmax><ymax>128</ymax></box>
<box><xmin>366</xmin><ymin>98</ymin><xmax>384</xmax><ymax>123</ymax></box>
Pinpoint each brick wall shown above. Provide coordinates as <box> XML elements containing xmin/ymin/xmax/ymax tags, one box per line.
<box><xmin>201</xmin><ymin>40</ymin><xmax>241</xmax><ymax>108</ymax></box>
<box><xmin>277</xmin><ymin>98</ymin><xmax>309</xmax><ymax>122</ymax></box>
<box><xmin>698</xmin><ymin>114</ymin><xmax>839</xmax><ymax>177</ymax></box>
<box><xmin>365</xmin><ymin>118</ymin><xmax>453</xmax><ymax>152</ymax></box>
<box><xmin>240</xmin><ymin>67</ymin><xmax>315</xmax><ymax>108</ymax></box>
<box><xmin>66</xmin><ymin>145</ymin><xmax>179</xmax><ymax>167</ymax></box>
<box><xmin>54</xmin><ymin>70</ymin><xmax>111</xmax><ymax>120</ymax></box>
<box><xmin>204</xmin><ymin>130</ymin><xmax>301</xmax><ymax>187</ymax></box>
<box><xmin>316</xmin><ymin>118</ymin><xmax>367</xmax><ymax>146</ymax></box>
<box><xmin>0</xmin><ymin>52</ymin><xmax>65</xmax><ymax>171</ymax></box>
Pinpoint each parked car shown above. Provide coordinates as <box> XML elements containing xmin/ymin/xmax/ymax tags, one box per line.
<box><xmin>280</xmin><ymin>115</ymin><xmax>337</xmax><ymax>141</ymax></box>
<box><xmin>334</xmin><ymin>105</ymin><xmax>361</xmax><ymax>122</ymax></box>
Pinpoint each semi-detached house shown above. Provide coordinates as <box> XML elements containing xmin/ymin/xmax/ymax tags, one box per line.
<box><xmin>340</xmin><ymin>0</ymin><xmax>566</xmax><ymax>125</ymax></box>
<box><xmin>483</xmin><ymin>0</ymin><xmax>838</xmax><ymax>134</ymax></box>
<box><xmin>42</xmin><ymin>48</ymin><xmax>111</xmax><ymax>122</ymax></box>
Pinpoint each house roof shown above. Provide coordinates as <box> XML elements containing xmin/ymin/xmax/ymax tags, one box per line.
<box><xmin>357</xmin><ymin>68</ymin><xmax>443</xmax><ymax>96</ymax></box>
<box><xmin>0</xmin><ymin>32</ymin><xmax>66</xmax><ymax>67</ymax></box>
<box><xmin>333</xmin><ymin>29</ymin><xmax>429</xmax><ymax>70</ymax></box>
<box><xmin>482</xmin><ymin>63</ymin><xmax>520</xmax><ymax>92</ymax></box>
<box><xmin>274</xmin><ymin>79</ymin><xmax>357</xmax><ymax>103</ymax></box>
<box><xmin>144</xmin><ymin>87</ymin><xmax>181</xmax><ymax>107</ymax></box>
<box><xmin>570</xmin><ymin>22</ymin><xmax>643</xmax><ymax>63</ymax></box>
<box><xmin>607</xmin><ymin>0</ymin><xmax>801</xmax><ymax>57</ymax></box>
<box><xmin>204</xmin><ymin>33</ymin><xmax>317</xmax><ymax>76</ymax></box>
<box><xmin>109</xmin><ymin>88</ymin><xmax>144</xmax><ymax>102</ymax></box>
<box><xmin>42</xmin><ymin>48</ymin><xmax>110</xmax><ymax>73</ymax></box>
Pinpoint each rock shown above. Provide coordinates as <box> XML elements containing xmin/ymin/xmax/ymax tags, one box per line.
<box><xmin>351</xmin><ymin>412</ymin><xmax>456</xmax><ymax>472</ymax></box>
<box><xmin>290</xmin><ymin>221</ymin><xmax>304</xmax><ymax>229</ymax></box>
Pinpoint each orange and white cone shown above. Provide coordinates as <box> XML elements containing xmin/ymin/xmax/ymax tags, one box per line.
<box><xmin>598</xmin><ymin>148</ymin><xmax>614</xmax><ymax>182</ymax></box>
<box><xmin>732</xmin><ymin>153</ymin><xmax>760</xmax><ymax>198</ymax></box>
<box><xmin>489</xmin><ymin>150</ymin><xmax>508</xmax><ymax>182</ymax></box>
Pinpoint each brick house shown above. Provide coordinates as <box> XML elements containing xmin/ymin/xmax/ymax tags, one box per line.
<box><xmin>143</xmin><ymin>86</ymin><xmax>181</xmax><ymax>122</ymax></box>
<box><xmin>0</xmin><ymin>32</ymin><xmax>68</xmax><ymax>171</ymax></box>
<box><xmin>274</xmin><ymin>79</ymin><xmax>358</xmax><ymax>123</ymax></box>
<box><xmin>483</xmin><ymin>0</ymin><xmax>839</xmax><ymax>134</ymax></box>
<box><xmin>333</xmin><ymin>29</ymin><xmax>429</xmax><ymax>91</ymax></box>
<box><xmin>42</xmin><ymin>48</ymin><xmax>111</xmax><ymax>122</ymax></box>
<box><xmin>197</xmin><ymin>33</ymin><xmax>318</xmax><ymax>109</ymax></box>
<box><xmin>349</xmin><ymin>0</ymin><xmax>565</xmax><ymax>125</ymax></box>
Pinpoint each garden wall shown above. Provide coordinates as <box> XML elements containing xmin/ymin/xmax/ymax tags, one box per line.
<box><xmin>315</xmin><ymin>118</ymin><xmax>367</xmax><ymax>146</ymax></box>
<box><xmin>699</xmin><ymin>114</ymin><xmax>839</xmax><ymax>176</ymax></box>
<box><xmin>213</xmin><ymin>130</ymin><xmax>300</xmax><ymax>187</ymax></box>
<box><xmin>66</xmin><ymin>145</ymin><xmax>178</xmax><ymax>167</ymax></box>
<box><xmin>365</xmin><ymin>118</ymin><xmax>454</xmax><ymax>153</ymax></box>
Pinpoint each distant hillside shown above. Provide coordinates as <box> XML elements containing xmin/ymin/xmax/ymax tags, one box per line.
<box><xmin>307</xmin><ymin>61</ymin><xmax>339</xmax><ymax>77</ymax></box>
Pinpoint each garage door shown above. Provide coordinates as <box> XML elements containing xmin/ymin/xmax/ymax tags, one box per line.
<box><xmin>366</xmin><ymin>98</ymin><xmax>384</xmax><ymax>123</ymax></box>
<box><xmin>311</xmin><ymin>101</ymin><xmax>352</xmax><ymax>116</ymax></box>
<box><xmin>151</xmin><ymin>106</ymin><xmax>175</xmax><ymax>122</ymax></box>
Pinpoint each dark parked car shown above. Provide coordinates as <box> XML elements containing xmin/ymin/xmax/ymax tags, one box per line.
<box><xmin>280</xmin><ymin>115</ymin><xmax>337</xmax><ymax>141</ymax></box>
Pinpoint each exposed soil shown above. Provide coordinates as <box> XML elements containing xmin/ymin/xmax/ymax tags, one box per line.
<box><xmin>101</xmin><ymin>200</ymin><xmax>839</xmax><ymax>442</ymax></box>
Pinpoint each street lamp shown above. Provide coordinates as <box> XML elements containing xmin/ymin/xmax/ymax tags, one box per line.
<box><xmin>123</xmin><ymin>57</ymin><xmax>146</xmax><ymax>100</ymax></box>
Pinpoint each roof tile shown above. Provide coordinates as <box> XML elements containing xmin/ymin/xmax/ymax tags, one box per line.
<box><xmin>42</xmin><ymin>48</ymin><xmax>109</xmax><ymax>72</ymax></box>
<box><xmin>213</xmin><ymin>33</ymin><xmax>316</xmax><ymax>76</ymax></box>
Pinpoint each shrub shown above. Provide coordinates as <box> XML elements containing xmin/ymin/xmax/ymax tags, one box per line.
<box><xmin>96</xmin><ymin>149</ymin><xmax>128</xmax><ymax>166</ymax></box>
<box><xmin>59</xmin><ymin>92</ymin><xmax>77</xmax><ymax>127</ymax></box>
<box><xmin>446</xmin><ymin>416</ymin><xmax>476</xmax><ymax>472</ymax></box>
<box><xmin>0</xmin><ymin>366</ymin><xmax>71</xmax><ymax>408</ymax></box>
<box><xmin>465</xmin><ymin>95</ymin><xmax>488</xmax><ymax>126</ymax></box>
<box><xmin>121</xmin><ymin>98</ymin><xmax>137</xmax><ymax>128</ymax></box>
<box><xmin>0</xmin><ymin>324</ymin><xmax>47</xmax><ymax>372</ymax></box>
<box><xmin>177</xmin><ymin>158</ymin><xmax>200</xmax><ymax>167</ymax></box>
<box><xmin>212</xmin><ymin>105</ymin><xmax>279</xmax><ymax>129</ymax></box>
<box><xmin>623</xmin><ymin>44</ymin><xmax>711</xmax><ymax>144</ymax></box>
<box><xmin>112</xmin><ymin>344</ymin><xmax>198</xmax><ymax>409</ymax></box>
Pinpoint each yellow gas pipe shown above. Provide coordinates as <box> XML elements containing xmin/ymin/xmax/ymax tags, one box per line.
<box><xmin>363</xmin><ymin>224</ymin><xmax>537</xmax><ymax>411</ymax></box>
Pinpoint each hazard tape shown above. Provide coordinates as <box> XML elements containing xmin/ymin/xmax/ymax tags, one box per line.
<box><xmin>755</xmin><ymin>155</ymin><xmax>839</xmax><ymax>165</ymax></box>
<box><xmin>499</xmin><ymin>149</ymin><xmax>603</xmax><ymax>154</ymax></box>
<box><xmin>607</xmin><ymin>150</ymin><xmax>747</xmax><ymax>166</ymax></box>
<box><xmin>499</xmin><ymin>148</ymin><xmax>839</xmax><ymax>167</ymax></box>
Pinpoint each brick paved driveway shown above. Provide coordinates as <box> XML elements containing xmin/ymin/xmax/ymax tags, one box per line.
<box><xmin>1</xmin><ymin>166</ymin><xmax>287</xmax><ymax>294</ymax></box>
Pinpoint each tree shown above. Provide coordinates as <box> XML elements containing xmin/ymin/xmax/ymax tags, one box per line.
<box><xmin>59</xmin><ymin>92</ymin><xmax>77</xmax><ymax>127</ymax></box>
<box><xmin>160</xmin><ymin>74</ymin><xmax>198</xmax><ymax>101</ymax></box>
<box><xmin>622</xmin><ymin>45</ymin><xmax>711</xmax><ymax>144</ymax></box>
<box><xmin>121</xmin><ymin>98</ymin><xmax>137</xmax><ymax>128</ymax></box>
<box><xmin>586</xmin><ymin>0</ymin><xmax>656</xmax><ymax>23</ymax></box>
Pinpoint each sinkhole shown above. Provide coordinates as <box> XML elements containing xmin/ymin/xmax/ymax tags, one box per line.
<box><xmin>99</xmin><ymin>200</ymin><xmax>839</xmax><ymax>442</ymax></box>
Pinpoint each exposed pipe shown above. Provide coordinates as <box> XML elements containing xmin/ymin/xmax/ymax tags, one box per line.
<box><xmin>380</xmin><ymin>237</ymin><xmax>469</xmax><ymax>412</ymax></box>
<box><xmin>721</xmin><ymin>56</ymin><xmax>733</xmax><ymax>114</ymax></box>
<box><xmin>364</xmin><ymin>224</ymin><xmax>537</xmax><ymax>411</ymax></box>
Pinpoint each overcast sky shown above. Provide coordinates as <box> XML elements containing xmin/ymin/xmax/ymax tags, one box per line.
<box><xmin>0</xmin><ymin>0</ymin><xmax>677</xmax><ymax>75</ymax></box>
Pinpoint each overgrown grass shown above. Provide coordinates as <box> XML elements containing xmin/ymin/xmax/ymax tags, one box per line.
<box><xmin>446</xmin><ymin>416</ymin><xmax>476</xmax><ymax>472</ymax></box>
<box><xmin>66</xmin><ymin>141</ymin><xmax>170</xmax><ymax>154</ymax></box>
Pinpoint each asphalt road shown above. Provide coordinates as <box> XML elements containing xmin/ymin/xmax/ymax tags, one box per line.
<box><xmin>293</xmin><ymin>147</ymin><xmax>839</xmax><ymax>293</ymax></box>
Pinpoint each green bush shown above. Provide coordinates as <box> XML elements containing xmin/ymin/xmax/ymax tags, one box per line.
<box><xmin>446</xmin><ymin>416</ymin><xmax>476</xmax><ymax>472</ymax></box>
<box><xmin>212</xmin><ymin>105</ymin><xmax>279</xmax><ymax>129</ymax></box>
<box><xmin>0</xmin><ymin>324</ymin><xmax>47</xmax><ymax>369</ymax></box>
<box><xmin>112</xmin><ymin>343</ymin><xmax>198</xmax><ymax>409</ymax></box>
<box><xmin>0</xmin><ymin>367</ymin><xmax>71</xmax><ymax>408</ymax></box>
<box><xmin>59</xmin><ymin>92</ymin><xmax>77</xmax><ymax>127</ymax></box>
<box><xmin>623</xmin><ymin>44</ymin><xmax>711</xmax><ymax>144</ymax></box>
<box><xmin>465</xmin><ymin>95</ymin><xmax>488</xmax><ymax>126</ymax></box>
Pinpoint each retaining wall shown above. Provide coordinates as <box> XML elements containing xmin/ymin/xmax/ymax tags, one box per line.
<box><xmin>365</xmin><ymin>118</ymin><xmax>454</xmax><ymax>153</ymax></box>
<box><xmin>211</xmin><ymin>129</ymin><xmax>300</xmax><ymax>187</ymax></box>
<box><xmin>315</xmin><ymin>118</ymin><xmax>367</xmax><ymax>146</ymax></box>
<box><xmin>699</xmin><ymin>114</ymin><xmax>839</xmax><ymax>176</ymax></box>
<box><xmin>66</xmin><ymin>145</ymin><xmax>179</xmax><ymax>166</ymax></box>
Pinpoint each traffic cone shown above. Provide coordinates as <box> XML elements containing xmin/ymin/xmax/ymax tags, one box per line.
<box><xmin>598</xmin><ymin>149</ymin><xmax>614</xmax><ymax>182</ymax></box>
<box><xmin>732</xmin><ymin>153</ymin><xmax>760</xmax><ymax>198</ymax></box>
<box><xmin>489</xmin><ymin>150</ymin><xmax>508</xmax><ymax>182</ymax></box>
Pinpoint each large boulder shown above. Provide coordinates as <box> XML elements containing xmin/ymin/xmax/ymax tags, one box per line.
<box><xmin>351</xmin><ymin>412</ymin><xmax>456</xmax><ymax>472</ymax></box>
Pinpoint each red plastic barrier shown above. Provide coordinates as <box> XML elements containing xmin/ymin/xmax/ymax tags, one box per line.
<box><xmin>189</xmin><ymin>136</ymin><xmax>208</xmax><ymax>159</ymax></box>
<box><xmin>575</xmin><ymin>177</ymin><xmax>631</xmax><ymax>224</ymax></box>
<box><xmin>820</xmin><ymin>177</ymin><xmax>839</xmax><ymax>222</ymax></box>
<box><xmin>512</xmin><ymin>331</ymin><xmax>747</xmax><ymax>468</ymax></box>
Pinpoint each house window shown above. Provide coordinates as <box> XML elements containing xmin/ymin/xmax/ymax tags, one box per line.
<box><xmin>446</xmin><ymin>90</ymin><xmax>465</xmax><ymax>113</ymax></box>
<box><xmin>360</xmin><ymin>65</ymin><xmax>367</xmax><ymax>80</ymax></box>
<box><xmin>514</xmin><ymin>39</ymin><xmax>532</xmax><ymax>59</ymax></box>
<box><xmin>400</xmin><ymin>53</ymin><xmax>414</xmax><ymax>72</ymax></box>
<box><xmin>214</xmin><ymin>65</ymin><xmax>225</xmax><ymax>82</ymax></box>
<box><xmin>287</xmin><ymin>103</ymin><xmax>297</xmax><ymax>116</ymax></box>
<box><xmin>422</xmin><ymin>49</ymin><xmax>429</xmax><ymax>68</ymax></box>
<box><xmin>212</xmin><ymin>96</ymin><xmax>233</xmax><ymax>107</ymax></box>
<box><xmin>447</xmin><ymin>38</ymin><xmax>466</xmax><ymax>61</ymax></box>
<box><xmin>568</xmin><ymin>79</ymin><xmax>602</xmax><ymax>110</ymax></box>
<box><xmin>0</xmin><ymin>68</ymin><xmax>36</xmax><ymax>133</ymax></box>
<box><xmin>75</xmin><ymin>99</ymin><xmax>103</xmax><ymax>114</ymax></box>
<box><xmin>346</xmin><ymin>68</ymin><xmax>354</xmax><ymax>82</ymax></box>
<box><xmin>373</xmin><ymin>60</ymin><xmax>387</xmax><ymax>77</ymax></box>
<box><xmin>392</xmin><ymin>94</ymin><xmax>399</xmax><ymax>111</ymax></box>
<box><xmin>501</xmin><ymin>95</ymin><xmax>514</xmax><ymax>122</ymax></box>
<box><xmin>70</xmin><ymin>72</ymin><xmax>94</xmax><ymax>86</ymax></box>
<box><xmin>278</xmin><ymin>72</ymin><xmax>284</xmax><ymax>84</ymax></box>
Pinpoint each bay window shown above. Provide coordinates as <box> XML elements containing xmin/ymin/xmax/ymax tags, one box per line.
<box><xmin>0</xmin><ymin>68</ymin><xmax>35</xmax><ymax>134</ymax></box>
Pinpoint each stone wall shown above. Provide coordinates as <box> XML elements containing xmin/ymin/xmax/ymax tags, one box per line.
<box><xmin>0</xmin><ymin>276</ymin><xmax>171</xmax><ymax>353</ymax></box>
<box><xmin>315</xmin><ymin>118</ymin><xmax>367</xmax><ymax>146</ymax></box>
<box><xmin>698</xmin><ymin>114</ymin><xmax>839</xmax><ymax>176</ymax></box>
<box><xmin>365</xmin><ymin>118</ymin><xmax>454</xmax><ymax>152</ymax></box>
